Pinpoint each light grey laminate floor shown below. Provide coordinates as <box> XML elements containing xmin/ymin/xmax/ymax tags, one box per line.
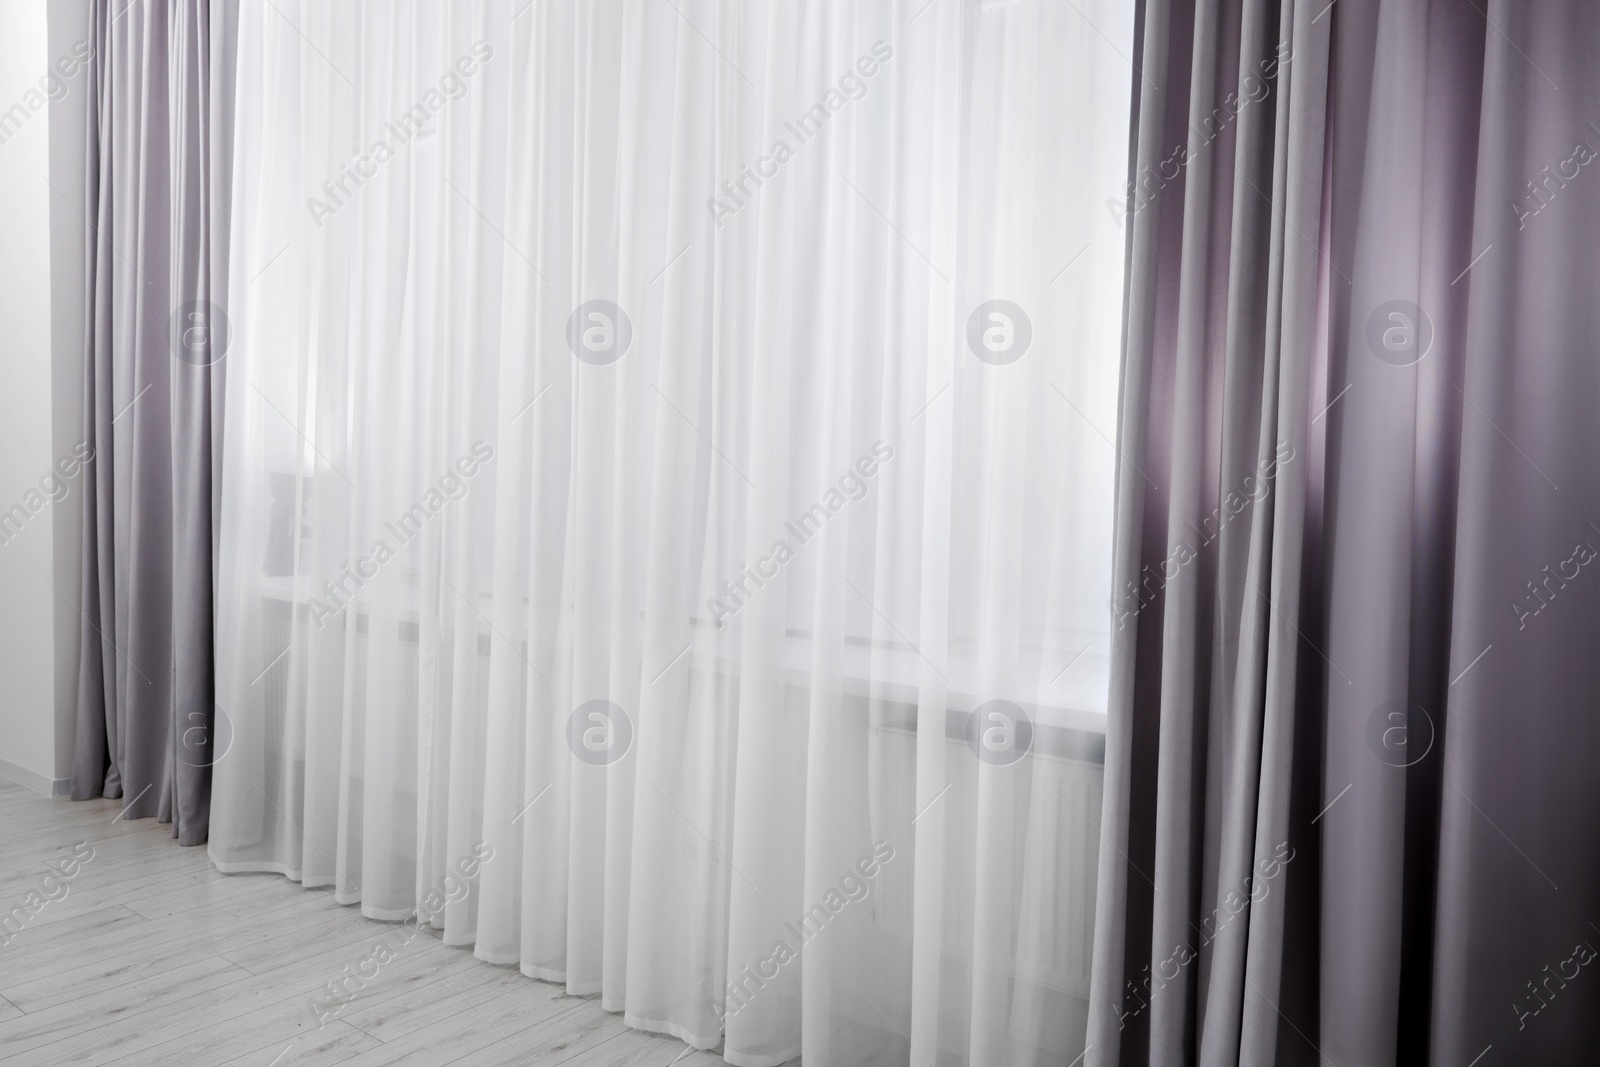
<box><xmin>0</xmin><ymin>778</ymin><xmax>780</xmax><ymax>1067</ymax></box>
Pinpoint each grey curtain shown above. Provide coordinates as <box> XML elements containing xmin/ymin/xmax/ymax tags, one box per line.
<box><xmin>1092</xmin><ymin>0</ymin><xmax>1600</xmax><ymax>1064</ymax></box>
<box><xmin>71</xmin><ymin>0</ymin><xmax>236</xmax><ymax>847</ymax></box>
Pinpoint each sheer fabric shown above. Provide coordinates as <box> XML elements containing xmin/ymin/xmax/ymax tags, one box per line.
<box><xmin>209</xmin><ymin>2</ymin><xmax>1131</xmax><ymax>1063</ymax></box>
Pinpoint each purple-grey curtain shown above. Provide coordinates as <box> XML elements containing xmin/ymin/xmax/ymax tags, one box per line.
<box><xmin>1092</xmin><ymin>0</ymin><xmax>1600</xmax><ymax>1064</ymax></box>
<box><xmin>71</xmin><ymin>0</ymin><xmax>236</xmax><ymax>847</ymax></box>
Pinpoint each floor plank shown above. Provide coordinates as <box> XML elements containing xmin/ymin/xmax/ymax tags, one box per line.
<box><xmin>0</xmin><ymin>785</ymin><xmax>799</xmax><ymax>1066</ymax></box>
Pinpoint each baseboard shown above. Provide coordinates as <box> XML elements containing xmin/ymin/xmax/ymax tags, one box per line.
<box><xmin>0</xmin><ymin>758</ymin><xmax>70</xmax><ymax>798</ymax></box>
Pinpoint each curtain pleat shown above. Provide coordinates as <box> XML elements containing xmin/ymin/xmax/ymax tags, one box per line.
<box><xmin>71</xmin><ymin>0</ymin><xmax>235</xmax><ymax>846</ymax></box>
<box><xmin>1093</xmin><ymin>1</ymin><xmax>1600</xmax><ymax>1064</ymax></box>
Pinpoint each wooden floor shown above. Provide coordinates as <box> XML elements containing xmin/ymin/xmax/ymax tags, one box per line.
<box><xmin>0</xmin><ymin>778</ymin><xmax>777</xmax><ymax>1067</ymax></box>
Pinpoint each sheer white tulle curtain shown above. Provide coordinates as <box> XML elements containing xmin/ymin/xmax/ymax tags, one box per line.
<box><xmin>210</xmin><ymin>1</ymin><xmax>1132</xmax><ymax>1063</ymax></box>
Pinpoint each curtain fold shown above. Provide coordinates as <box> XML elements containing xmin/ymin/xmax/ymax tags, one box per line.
<box><xmin>1092</xmin><ymin>0</ymin><xmax>1600</xmax><ymax>1064</ymax></box>
<box><xmin>71</xmin><ymin>0</ymin><xmax>235</xmax><ymax>846</ymax></box>
<box><xmin>208</xmin><ymin>1</ymin><xmax>1133</xmax><ymax>1063</ymax></box>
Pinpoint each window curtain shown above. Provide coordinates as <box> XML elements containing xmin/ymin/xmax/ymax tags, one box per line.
<box><xmin>209</xmin><ymin>1</ymin><xmax>1132</xmax><ymax>1064</ymax></box>
<box><xmin>1092</xmin><ymin>0</ymin><xmax>1600</xmax><ymax>1064</ymax></box>
<box><xmin>71</xmin><ymin>0</ymin><xmax>236</xmax><ymax>847</ymax></box>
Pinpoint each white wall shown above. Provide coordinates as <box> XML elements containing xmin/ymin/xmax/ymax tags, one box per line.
<box><xmin>50</xmin><ymin>0</ymin><xmax>93</xmax><ymax>793</ymax></box>
<box><xmin>0</xmin><ymin>0</ymin><xmax>91</xmax><ymax>796</ymax></box>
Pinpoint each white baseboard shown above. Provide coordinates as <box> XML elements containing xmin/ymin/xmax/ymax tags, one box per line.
<box><xmin>0</xmin><ymin>758</ymin><xmax>70</xmax><ymax>798</ymax></box>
